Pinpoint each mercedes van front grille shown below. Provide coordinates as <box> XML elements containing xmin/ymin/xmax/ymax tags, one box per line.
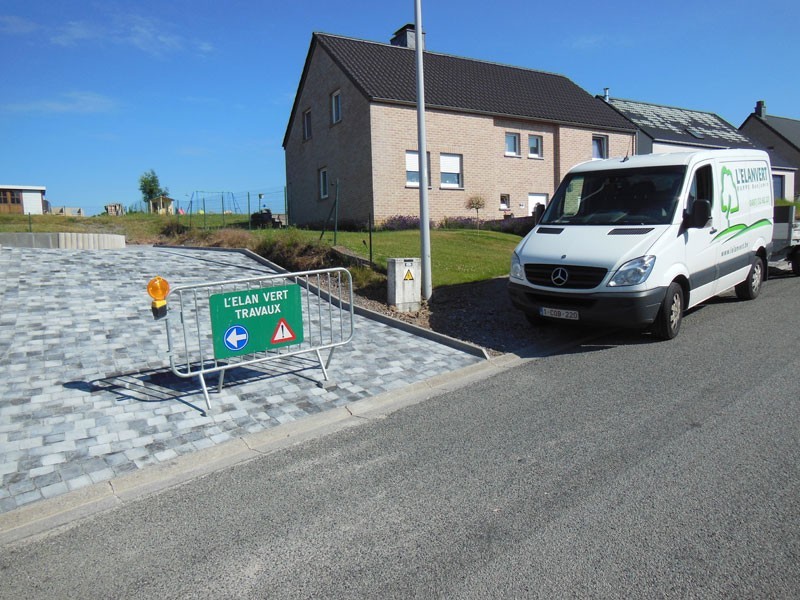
<box><xmin>524</xmin><ymin>264</ymin><xmax>608</xmax><ymax>289</ymax></box>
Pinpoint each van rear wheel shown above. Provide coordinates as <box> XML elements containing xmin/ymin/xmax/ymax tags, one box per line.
<box><xmin>735</xmin><ymin>256</ymin><xmax>765</xmax><ymax>300</ymax></box>
<box><xmin>653</xmin><ymin>282</ymin><xmax>683</xmax><ymax>340</ymax></box>
<box><xmin>791</xmin><ymin>251</ymin><xmax>800</xmax><ymax>276</ymax></box>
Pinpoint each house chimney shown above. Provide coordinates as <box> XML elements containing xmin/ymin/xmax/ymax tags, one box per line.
<box><xmin>603</xmin><ymin>88</ymin><xmax>610</xmax><ymax>102</ymax></box>
<box><xmin>390</xmin><ymin>24</ymin><xmax>425</xmax><ymax>50</ymax></box>
<box><xmin>755</xmin><ymin>100</ymin><xmax>766</xmax><ymax>118</ymax></box>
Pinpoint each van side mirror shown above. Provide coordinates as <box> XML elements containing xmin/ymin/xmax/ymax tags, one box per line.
<box><xmin>685</xmin><ymin>199</ymin><xmax>712</xmax><ymax>229</ymax></box>
<box><xmin>533</xmin><ymin>203</ymin><xmax>545</xmax><ymax>224</ymax></box>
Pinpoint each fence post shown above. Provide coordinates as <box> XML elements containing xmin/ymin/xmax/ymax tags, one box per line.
<box><xmin>334</xmin><ymin>179</ymin><xmax>339</xmax><ymax>246</ymax></box>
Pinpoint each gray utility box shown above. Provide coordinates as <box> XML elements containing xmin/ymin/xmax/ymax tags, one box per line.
<box><xmin>387</xmin><ymin>257</ymin><xmax>421</xmax><ymax>312</ymax></box>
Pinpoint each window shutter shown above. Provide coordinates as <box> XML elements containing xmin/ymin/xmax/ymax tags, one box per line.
<box><xmin>440</xmin><ymin>154</ymin><xmax>461</xmax><ymax>173</ymax></box>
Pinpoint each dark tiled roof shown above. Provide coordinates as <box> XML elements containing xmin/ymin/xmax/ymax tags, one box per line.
<box><xmin>313</xmin><ymin>33</ymin><xmax>635</xmax><ymax>132</ymax></box>
<box><xmin>760</xmin><ymin>114</ymin><xmax>800</xmax><ymax>150</ymax></box>
<box><xmin>609</xmin><ymin>98</ymin><xmax>754</xmax><ymax>148</ymax></box>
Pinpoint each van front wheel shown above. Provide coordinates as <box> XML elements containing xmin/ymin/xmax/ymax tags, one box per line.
<box><xmin>735</xmin><ymin>256</ymin><xmax>765</xmax><ymax>300</ymax></box>
<box><xmin>653</xmin><ymin>282</ymin><xmax>683</xmax><ymax>340</ymax></box>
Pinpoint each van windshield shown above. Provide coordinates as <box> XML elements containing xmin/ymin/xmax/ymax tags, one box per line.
<box><xmin>540</xmin><ymin>166</ymin><xmax>686</xmax><ymax>226</ymax></box>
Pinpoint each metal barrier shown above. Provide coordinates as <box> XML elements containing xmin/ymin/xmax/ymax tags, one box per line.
<box><xmin>162</xmin><ymin>267</ymin><xmax>354</xmax><ymax>412</ymax></box>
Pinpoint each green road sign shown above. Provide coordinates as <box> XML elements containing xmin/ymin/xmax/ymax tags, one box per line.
<box><xmin>209</xmin><ymin>284</ymin><xmax>304</xmax><ymax>359</ymax></box>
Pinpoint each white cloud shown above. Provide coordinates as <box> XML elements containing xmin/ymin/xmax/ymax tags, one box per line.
<box><xmin>2</xmin><ymin>91</ymin><xmax>117</xmax><ymax>114</ymax></box>
<box><xmin>6</xmin><ymin>11</ymin><xmax>214</xmax><ymax>58</ymax></box>
<box><xmin>122</xmin><ymin>14</ymin><xmax>183</xmax><ymax>56</ymax></box>
<box><xmin>51</xmin><ymin>20</ymin><xmax>101</xmax><ymax>46</ymax></box>
<box><xmin>0</xmin><ymin>14</ymin><xmax>39</xmax><ymax>34</ymax></box>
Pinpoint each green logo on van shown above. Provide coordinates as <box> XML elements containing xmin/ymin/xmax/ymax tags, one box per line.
<box><xmin>720</xmin><ymin>166</ymin><xmax>740</xmax><ymax>228</ymax></box>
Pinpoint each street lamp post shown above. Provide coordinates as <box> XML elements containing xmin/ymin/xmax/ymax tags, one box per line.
<box><xmin>415</xmin><ymin>0</ymin><xmax>432</xmax><ymax>300</ymax></box>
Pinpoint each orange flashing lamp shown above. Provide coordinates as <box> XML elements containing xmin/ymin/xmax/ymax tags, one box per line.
<box><xmin>147</xmin><ymin>276</ymin><xmax>170</xmax><ymax>319</ymax></box>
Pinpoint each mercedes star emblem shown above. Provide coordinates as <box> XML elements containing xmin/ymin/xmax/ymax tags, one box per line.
<box><xmin>551</xmin><ymin>267</ymin><xmax>569</xmax><ymax>286</ymax></box>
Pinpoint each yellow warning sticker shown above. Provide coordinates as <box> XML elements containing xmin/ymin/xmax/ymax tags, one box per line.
<box><xmin>404</xmin><ymin>270</ymin><xmax>414</xmax><ymax>281</ymax></box>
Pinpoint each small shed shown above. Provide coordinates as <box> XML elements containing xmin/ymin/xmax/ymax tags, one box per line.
<box><xmin>147</xmin><ymin>195</ymin><xmax>175</xmax><ymax>215</ymax></box>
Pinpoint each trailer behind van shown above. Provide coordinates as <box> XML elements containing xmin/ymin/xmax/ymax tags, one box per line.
<box><xmin>509</xmin><ymin>149</ymin><xmax>774</xmax><ymax>339</ymax></box>
<box><xmin>771</xmin><ymin>204</ymin><xmax>800</xmax><ymax>275</ymax></box>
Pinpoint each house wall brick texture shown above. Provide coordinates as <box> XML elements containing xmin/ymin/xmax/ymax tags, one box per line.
<box><xmin>371</xmin><ymin>104</ymin><xmax>634</xmax><ymax>224</ymax></box>
<box><xmin>285</xmin><ymin>46</ymin><xmax>374</xmax><ymax>226</ymax></box>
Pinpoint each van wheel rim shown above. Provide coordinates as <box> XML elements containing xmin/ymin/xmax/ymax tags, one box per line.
<box><xmin>752</xmin><ymin>262</ymin><xmax>763</xmax><ymax>292</ymax></box>
<box><xmin>669</xmin><ymin>292</ymin><xmax>681</xmax><ymax>330</ymax></box>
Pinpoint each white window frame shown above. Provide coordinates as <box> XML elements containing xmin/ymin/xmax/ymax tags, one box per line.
<box><xmin>528</xmin><ymin>135</ymin><xmax>543</xmax><ymax>159</ymax></box>
<box><xmin>500</xmin><ymin>194</ymin><xmax>510</xmax><ymax>211</ymax></box>
<box><xmin>331</xmin><ymin>90</ymin><xmax>341</xmax><ymax>124</ymax></box>
<box><xmin>439</xmin><ymin>153</ymin><xmax>463</xmax><ymax>189</ymax></box>
<box><xmin>319</xmin><ymin>167</ymin><xmax>328</xmax><ymax>199</ymax></box>
<box><xmin>405</xmin><ymin>150</ymin><xmax>430</xmax><ymax>188</ymax></box>
<box><xmin>592</xmin><ymin>135</ymin><xmax>608</xmax><ymax>159</ymax></box>
<box><xmin>505</xmin><ymin>133</ymin><xmax>520</xmax><ymax>156</ymax></box>
<box><xmin>303</xmin><ymin>109</ymin><xmax>312</xmax><ymax>140</ymax></box>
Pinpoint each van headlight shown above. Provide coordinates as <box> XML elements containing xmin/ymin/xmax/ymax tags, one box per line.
<box><xmin>608</xmin><ymin>256</ymin><xmax>656</xmax><ymax>287</ymax></box>
<box><xmin>510</xmin><ymin>252</ymin><xmax>525</xmax><ymax>280</ymax></box>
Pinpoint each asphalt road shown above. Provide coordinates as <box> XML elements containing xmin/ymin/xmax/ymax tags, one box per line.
<box><xmin>2</xmin><ymin>274</ymin><xmax>798</xmax><ymax>599</ymax></box>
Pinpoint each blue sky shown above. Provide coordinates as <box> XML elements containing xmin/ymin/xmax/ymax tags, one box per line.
<box><xmin>2</xmin><ymin>0</ymin><xmax>798</xmax><ymax>215</ymax></box>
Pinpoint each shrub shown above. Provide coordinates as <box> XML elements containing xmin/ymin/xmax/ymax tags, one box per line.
<box><xmin>379</xmin><ymin>215</ymin><xmax>436</xmax><ymax>231</ymax></box>
<box><xmin>465</xmin><ymin>195</ymin><xmax>486</xmax><ymax>229</ymax></box>
<box><xmin>380</xmin><ymin>215</ymin><xmax>421</xmax><ymax>231</ymax></box>
<box><xmin>349</xmin><ymin>265</ymin><xmax>387</xmax><ymax>301</ymax></box>
<box><xmin>482</xmin><ymin>216</ymin><xmax>538</xmax><ymax>236</ymax></box>
<box><xmin>160</xmin><ymin>221</ymin><xmax>190</xmax><ymax>236</ymax></box>
<box><xmin>438</xmin><ymin>216</ymin><xmax>477</xmax><ymax>230</ymax></box>
<box><xmin>208</xmin><ymin>229</ymin><xmax>258</xmax><ymax>250</ymax></box>
<box><xmin>254</xmin><ymin>229</ymin><xmax>335</xmax><ymax>271</ymax></box>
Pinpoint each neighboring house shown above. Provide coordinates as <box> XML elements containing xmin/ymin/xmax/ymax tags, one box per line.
<box><xmin>740</xmin><ymin>101</ymin><xmax>800</xmax><ymax>200</ymax></box>
<box><xmin>606</xmin><ymin>96</ymin><xmax>795</xmax><ymax>202</ymax></box>
<box><xmin>0</xmin><ymin>185</ymin><xmax>46</xmax><ymax>215</ymax></box>
<box><xmin>283</xmin><ymin>25</ymin><xmax>636</xmax><ymax>227</ymax></box>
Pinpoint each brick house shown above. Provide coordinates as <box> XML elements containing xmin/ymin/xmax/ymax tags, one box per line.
<box><xmin>740</xmin><ymin>101</ymin><xmax>800</xmax><ymax>201</ymax></box>
<box><xmin>605</xmin><ymin>96</ymin><xmax>796</xmax><ymax>201</ymax></box>
<box><xmin>283</xmin><ymin>25</ymin><xmax>636</xmax><ymax>227</ymax></box>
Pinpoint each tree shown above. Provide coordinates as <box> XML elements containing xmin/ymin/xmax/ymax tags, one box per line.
<box><xmin>466</xmin><ymin>195</ymin><xmax>486</xmax><ymax>229</ymax></box>
<box><xmin>139</xmin><ymin>169</ymin><xmax>169</xmax><ymax>203</ymax></box>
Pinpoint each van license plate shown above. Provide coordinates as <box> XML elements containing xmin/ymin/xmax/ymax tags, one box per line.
<box><xmin>540</xmin><ymin>307</ymin><xmax>579</xmax><ymax>320</ymax></box>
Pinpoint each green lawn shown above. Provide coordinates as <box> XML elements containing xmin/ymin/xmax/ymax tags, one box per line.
<box><xmin>268</xmin><ymin>228</ymin><xmax>521</xmax><ymax>286</ymax></box>
<box><xmin>0</xmin><ymin>214</ymin><xmax>521</xmax><ymax>287</ymax></box>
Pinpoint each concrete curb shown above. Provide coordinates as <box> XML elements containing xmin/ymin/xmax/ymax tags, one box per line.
<box><xmin>0</xmin><ymin>232</ymin><xmax>125</xmax><ymax>249</ymax></box>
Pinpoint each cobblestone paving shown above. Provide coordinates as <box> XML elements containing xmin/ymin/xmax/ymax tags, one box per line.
<box><xmin>0</xmin><ymin>246</ymin><xmax>481</xmax><ymax>514</ymax></box>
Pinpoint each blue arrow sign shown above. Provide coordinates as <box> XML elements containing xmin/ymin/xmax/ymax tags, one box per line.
<box><xmin>223</xmin><ymin>325</ymin><xmax>249</xmax><ymax>351</ymax></box>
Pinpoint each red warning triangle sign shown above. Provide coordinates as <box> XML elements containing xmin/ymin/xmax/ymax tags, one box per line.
<box><xmin>271</xmin><ymin>318</ymin><xmax>297</xmax><ymax>344</ymax></box>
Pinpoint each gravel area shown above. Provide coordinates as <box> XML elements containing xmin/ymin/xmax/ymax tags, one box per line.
<box><xmin>351</xmin><ymin>276</ymin><xmax>569</xmax><ymax>356</ymax></box>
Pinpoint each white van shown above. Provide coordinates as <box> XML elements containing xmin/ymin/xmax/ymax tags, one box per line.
<box><xmin>508</xmin><ymin>149</ymin><xmax>773</xmax><ymax>339</ymax></box>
